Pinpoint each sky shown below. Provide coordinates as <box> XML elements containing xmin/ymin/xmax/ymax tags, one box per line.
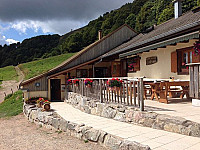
<box><xmin>0</xmin><ymin>0</ymin><xmax>133</xmax><ymax>46</ymax></box>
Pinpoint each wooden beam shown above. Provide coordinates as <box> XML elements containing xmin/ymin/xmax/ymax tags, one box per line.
<box><xmin>179</xmin><ymin>40</ymin><xmax>189</xmax><ymax>43</ymax></box>
<box><xmin>49</xmin><ymin>57</ymin><xmax>100</xmax><ymax>78</ymax></box>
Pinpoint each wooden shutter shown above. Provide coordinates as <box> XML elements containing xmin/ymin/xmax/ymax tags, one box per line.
<box><xmin>134</xmin><ymin>57</ymin><xmax>140</xmax><ymax>71</ymax></box>
<box><xmin>192</xmin><ymin>54</ymin><xmax>200</xmax><ymax>63</ymax></box>
<box><xmin>171</xmin><ymin>51</ymin><xmax>177</xmax><ymax>73</ymax></box>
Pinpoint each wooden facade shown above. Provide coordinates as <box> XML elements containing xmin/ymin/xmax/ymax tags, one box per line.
<box><xmin>49</xmin><ymin>25</ymin><xmax>137</xmax><ymax>75</ymax></box>
<box><xmin>23</xmin><ymin>76</ymin><xmax>48</xmax><ymax>91</ymax></box>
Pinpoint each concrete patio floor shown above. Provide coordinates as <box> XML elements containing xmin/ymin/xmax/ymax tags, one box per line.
<box><xmin>144</xmin><ymin>99</ymin><xmax>200</xmax><ymax>124</ymax></box>
<box><xmin>52</xmin><ymin>102</ymin><xmax>200</xmax><ymax>150</ymax></box>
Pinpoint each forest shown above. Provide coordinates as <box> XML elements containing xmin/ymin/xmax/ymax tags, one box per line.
<box><xmin>0</xmin><ymin>0</ymin><xmax>199</xmax><ymax>68</ymax></box>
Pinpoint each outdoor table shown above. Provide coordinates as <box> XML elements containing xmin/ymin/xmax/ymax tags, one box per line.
<box><xmin>145</xmin><ymin>82</ymin><xmax>161</xmax><ymax>101</ymax></box>
<box><xmin>159</xmin><ymin>81</ymin><xmax>190</xmax><ymax>104</ymax></box>
<box><xmin>145</xmin><ymin>81</ymin><xmax>190</xmax><ymax>104</ymax></box>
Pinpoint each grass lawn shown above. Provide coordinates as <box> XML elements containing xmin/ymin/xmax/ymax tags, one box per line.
<box><xmin>0</xmin><ymin>66</ymin><xmax>18</xmax><ymax>81</ymax></box>
<box><xmin>0</xmin><ymin>90</ymin><xmax>23</xmax><ymax>118</ymax></box>
<box><xmin>19</xmin><ymin>53</ymin><xmax>75</xmax><ymax>80</ymax></box>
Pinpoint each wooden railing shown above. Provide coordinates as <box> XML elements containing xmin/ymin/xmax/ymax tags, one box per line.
<box><xmin>67</xmin><ymin>78</ymin><xmax>144</xmax><ymax>111</ymax></box>
<box><xmin>188</xmin><ymin>63</ymin><xmax>200</xmax><ymax>99</ymax></box>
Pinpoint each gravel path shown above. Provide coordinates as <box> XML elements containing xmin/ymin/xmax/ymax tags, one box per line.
<box><xmin>0</xmin><ymin>114</ymin><xmax>107</xmax><ymax>150</ymax></box>
<box><xmin>0</xmin><ymin>66</ymin><xmax>24</xmax><ymax>103</ymax></box>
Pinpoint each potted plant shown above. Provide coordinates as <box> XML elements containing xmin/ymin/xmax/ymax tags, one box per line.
<box><xmin>181</xmin><ymin>62</ymin><xmax>189</xmax><ymax>73</ymax></box>
<box><xmin>128</xmin><ymin>63</ymin><xmax>136</xmax><ymax>72</ymax></box>
<box><xmin>36</xmin><ymin>98</ymin><xmax>45</xmax><ymax>108</ymax></box>
<box><xmin>67</xmin><ymin>79</ymin><xmax>72</xmax><ymax>85</ymax></box>
<box><xmin>42</xmin><ymin>100</ymin><xmax>51</xmax><ymax>111</ymax></box>
<box><xmin>84</xmin><ymin>78</ymin><xmax>93</xmax><ymax>88</ymax></box>
<box><xmin>194</xmin><ymin>41</ymin><xmax>200</xmax><ymax>55</ymax></box>
<box><xmin>73</xmin><ymin>79</ymin><xmax>80</xmax><ymax>86</ymax></box>
<box><xmin>107</xmin><ymin>78</ymin><xmax>123</xmax><ymax>90</ymax></box>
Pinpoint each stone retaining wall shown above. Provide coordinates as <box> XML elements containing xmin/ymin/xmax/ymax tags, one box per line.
<box><xmin>23</xmin><ymin>103</ymin><xmax>150</xmax><ymax>150</ymax></box>
<box><xmin>66</xmin><ymin>92</ymin><xmax>200</xmax><ymax>138</ymax></box>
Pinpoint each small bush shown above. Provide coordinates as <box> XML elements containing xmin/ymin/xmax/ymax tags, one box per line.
<box><xmin>4</xmin><ymin>94</ymin><xmax>13</xmax><ymax>100</ymax></box>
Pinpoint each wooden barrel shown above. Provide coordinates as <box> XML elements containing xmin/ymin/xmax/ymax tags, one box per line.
<box><xmin>43</xmin><ymin>103</ymin><xmax>50</xmax><ymax>111</ymax></box>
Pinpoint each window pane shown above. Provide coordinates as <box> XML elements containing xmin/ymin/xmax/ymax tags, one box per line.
<box><xmin>190</xmin><ymin>51</ymin><xmax>193</xmax><ymax>63</ymax></box>
<box><xmin>184</xmin><ymin>52</ymin><xmax>188</xmax><ymax>64</ymax></box>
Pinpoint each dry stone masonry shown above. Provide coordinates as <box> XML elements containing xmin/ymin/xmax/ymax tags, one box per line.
<box><xmin>23</xmin><ymin>103</ymin><xmax>150</xmax><ymax>150</ymax></box>
<box><xmin>66</xmin><ymin>92</ymin><xmax>200</xmax><ymax>138</ymax></box>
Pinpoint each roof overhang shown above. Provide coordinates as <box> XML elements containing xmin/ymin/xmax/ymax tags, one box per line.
<box><xmin>48</xmin><ymin>57</ymin><xmax>100</xmax><ymax>78</ymax></box>
<box><xmin>120</xmin><ymin>31</ymin><xmax>200</xmax><ymax>58</ymax></box>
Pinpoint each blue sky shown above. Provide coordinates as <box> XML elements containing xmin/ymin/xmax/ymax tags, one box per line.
<box><xmin>0</xmin><ymin>0</ymin><xmax>133</xmax><ymax>46</ymax></box>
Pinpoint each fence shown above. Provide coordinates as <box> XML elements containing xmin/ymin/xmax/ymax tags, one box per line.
<box><xmin>67</xmin><ymin>78</ymin><xmax>144</xmax><ymax>111</ymax></box>
<box><xmin>189</xmin><ymin>63</ymin><xmax>200</xmax><ymax>99</ymax></box>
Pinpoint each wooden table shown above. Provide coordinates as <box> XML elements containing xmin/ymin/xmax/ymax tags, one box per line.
<box><xmin>145</xmin><ymin>81</ymin><xmax>190</xmax><ymax>104</ymax></box>
<box><xmin>159</xmin><ymin>81</ymin><xmax>190</xmax><ymax>104</ymax></box>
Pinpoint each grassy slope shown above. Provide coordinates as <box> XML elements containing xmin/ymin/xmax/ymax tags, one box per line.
<box><xmin>19</xmin><ymin>53</ymin><xmax>75</xmax><ymax>80</ymax></box>
<box><xmin>0</xmin><ymin>66</ymin><xmax>18</xmax><ymax>81</ymax></box>
<box><xmin>0</xmin><ymin>91</ymin><xmax>23</xmax><ymax>118</ymax></box>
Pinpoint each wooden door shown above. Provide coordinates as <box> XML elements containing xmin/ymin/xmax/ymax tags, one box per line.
<box><xmin>121</xmin><ymin>59</ymin><xmax>127</xmax><ymax>77</ymax></box>
<box><xmin>111</xmin><ymin>61</ymin><xmax>121</xmax><ymax>77</ymax></box>
<box><xmin>51</xmin><ymin>79</ymin><xmax>61</xmax><ymax>101</ymax></box>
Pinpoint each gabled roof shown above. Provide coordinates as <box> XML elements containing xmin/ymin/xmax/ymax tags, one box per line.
<box><xmin>21</xmin><ymin>24</ymin><xmax>136</xmax><ymax>85</ymax></box>
<box><xmin>102</xmin><ymin>10</ymin><xmax>200</xmax><ymax>59</ymax></box>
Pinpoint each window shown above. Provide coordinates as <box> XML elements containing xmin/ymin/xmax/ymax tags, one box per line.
<box><xmin>127</xmin><ymin>56</ymin><xmax>140</xmax><ymax>72</ymax></box>
<box><xmin>176</xmin><ymin>46</ymin><xmax>199</xmax><ymax>75</ymax></box>
<box><xmin>76</xmin><ymin>69</ymin><xmax>88</xmax><ymax>78</ymax></box>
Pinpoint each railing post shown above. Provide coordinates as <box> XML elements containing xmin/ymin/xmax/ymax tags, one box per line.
<box><xmin>133</xmin><ymin>81</ymin><xmax>136</xmax><ymax>106</ymax></box>
<box><xmin>65</xmin><ymin>84</ymin><xmax>69</xmax><ymax>100</ymax></box>
<box><xmin>137</xmin><ymin>80</ymin><xmax>140</xmax><ymax>107</ymax></box>
<box><xmin>100</xmin><ymin>79</ymin><xmax>103</xmax><ymax>103</ymax></box>
<box><xmin>139</xmin><ymin>78</ymin><xmax>144</xmax><ymax>111</ymax></box>
<box><xmin>126</xmin><ymin>80</ymin><xmax>129</xmax><ymax>105</ymax></box>
<box><xmin>81</xmin><ymin>79</ymin><xmax>84</xmax><ymax>96</ymax></box>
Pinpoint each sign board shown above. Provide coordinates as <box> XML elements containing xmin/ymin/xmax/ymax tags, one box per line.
<box><xmin>35</xmin><ymin>82</ymin><xmax>40</xmax><ymax>87</ymax></box>
<box><xmin>146</xmin><ymin>56</ymin><xmax>158</xmax><ymax>65</ymax></box>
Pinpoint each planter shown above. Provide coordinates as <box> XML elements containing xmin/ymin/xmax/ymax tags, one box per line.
<box><xmin>192</xmin><ymin>99</ymin><xmax>200</xmax><ymax>107</ymax></box>
<box><xmin>37</xmin><ymin>101</ymin><xmax>43</xmax><ymax>108</ymax></box>
<box><xmin>86</xmin><ymin>84</ymin><xmax>92</xmax><ymax>88</ymax></box>
<box><xmin>181</xmin><ymin>68</ymin><xmax>189</xmax><ymax>73</ymax></box>
<box><xmin>43</xmin><ymin>103</ymin><xmax>51</xmax><ymax>111</ymax></box>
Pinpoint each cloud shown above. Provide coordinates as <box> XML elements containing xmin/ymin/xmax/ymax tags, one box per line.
<box><xmin>10</xmin><ymin>20</ymin><xmax>85</xmax><ymax>35</ymax></box>
<box><xmin>6</xmin><ymin>39</ymin><xmax>19</xmax><ymax>45</ymax></box>
<box><xmin>0</xmin><ymin>0</ymin><xmax>132</xmax><ymax>22</ymax></box>
<box><xmin>0</xmin><ymin>0</ymin><xmax>133</xmax><ymax>35</ymax></box>
<box><xmin>0</xmin><ymin>34</ymin><xmax>19</xmax><ymax>45</ymax></box>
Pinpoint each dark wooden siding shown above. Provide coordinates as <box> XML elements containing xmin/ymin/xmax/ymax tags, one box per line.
<box><xmin>23</xmin><ymin>76</ymin><xmax>48</xmax><ymax>91</ymax></box>
<box><xmin>58</xmin><ymin>26</ymin><xmax>136</xmax><ymax>72</ymax></box>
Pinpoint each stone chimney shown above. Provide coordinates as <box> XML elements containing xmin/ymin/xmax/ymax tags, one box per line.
<box><xmin>173</xmin><ymin>0</ymin><xmax>183</xmax><ymax>19</ymax></box>
<box><xmin>98</xmin><ymin>30</ymin><xmax>102</xmax><ymax>40</ymax></box>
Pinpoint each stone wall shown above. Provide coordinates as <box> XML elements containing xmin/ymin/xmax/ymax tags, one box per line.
<box><xmin>23</xmin><ymin>103</ymin><xmax>150</xmax><ymax>150</ymax></box>
<box><xmin>66</xmin><ymin>92</ymin><xmax>200</xmax><ymax>138</ymax></box>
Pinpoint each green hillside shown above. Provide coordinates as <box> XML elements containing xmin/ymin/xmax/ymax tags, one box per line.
<box><xmin>18</xmin><ymin>53</ymin><xmax>75</xmax><ymax>80</ymax></box>
<box><xmin>0</xmin><ymin>91</ymin><xmax>23</xmax><ymax>118</ymax></box>
<box><xmin>0</xmin><ymin>66</ymin><xmax>18</xmax><ymax>82</ymax></box>
<box><xmin>0</xmin><ymin>0</ymin><xmax>199</xmax><ymax>68</ymax></box>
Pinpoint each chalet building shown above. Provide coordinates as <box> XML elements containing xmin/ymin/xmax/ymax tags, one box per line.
<box><xmin>21</xmin><ymin>25</ymin><xmax>137</xmax><ymax>101</ymax></box>
<box><xmin>21</xmin><ymin>0</ymin><xmax>200</xmax><ymax>101</ymax></box>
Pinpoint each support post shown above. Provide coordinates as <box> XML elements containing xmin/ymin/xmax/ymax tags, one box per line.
<box><xmin>93</xmin><ymin>64</ymin><xmax>95</xmax><ymax>78</ymax></box>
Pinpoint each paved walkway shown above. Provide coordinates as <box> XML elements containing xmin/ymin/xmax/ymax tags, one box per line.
<box><xmin>145</xmin><ymin>99</ymin><xmax>200</xmax><ymax>124</ymax></box>
<box><xmin>52</xmin><ymin>102</ymin><xmax>200</xmax><ymax>150</ymax></box>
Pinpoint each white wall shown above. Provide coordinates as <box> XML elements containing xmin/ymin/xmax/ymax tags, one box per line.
<box><xmin>128</xmin><ymin>39</ymin><xmax>197</xmax><ymax>80</ymax></box>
